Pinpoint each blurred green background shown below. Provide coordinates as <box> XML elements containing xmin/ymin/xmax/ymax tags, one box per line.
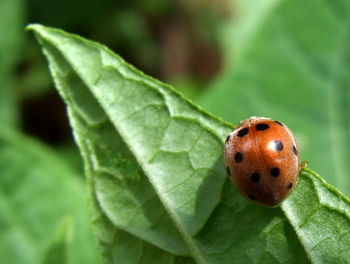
<box><xmin>1</xmin><ymin>0</ymin><xmax>349</xmax><ymax>263</ymax></box>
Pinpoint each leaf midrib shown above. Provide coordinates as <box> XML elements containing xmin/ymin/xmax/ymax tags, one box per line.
<box><xmin>42</xmin><ymin>35</ymin><xmax>208</xmax><ymax>263</ymax></box>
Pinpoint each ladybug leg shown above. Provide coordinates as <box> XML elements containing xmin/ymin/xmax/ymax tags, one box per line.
<box><xmin>300</xmin><ymin>160</ymin><xmax>309</xmax><ymax>169</ymax></box>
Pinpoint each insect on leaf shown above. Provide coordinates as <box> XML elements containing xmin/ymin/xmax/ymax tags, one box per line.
<box><xmin>28</xmin><ymin>24</ymin><xmax>350</xmax><ymax>264</ymax></box>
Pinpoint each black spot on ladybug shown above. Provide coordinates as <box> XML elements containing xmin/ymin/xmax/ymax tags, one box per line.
<box><xmin>256</xmin><ymin>123</ymin><xmax>270</xmax><ymax>130</ymax></box>
<box><xmin>273</xmin><ymin>140</ymin><xmax>283</xmax><ymax>151</ymax></box>
<box><xmin>234</xmin><ymin>152</ymin><xmax>243</xmax><ymax>163</ymax></box>
<box><xmin>287</xmin><ymin>183</ymin><xmax>293</xmax><ymax>189</ymax></box>
<box><xmin>275</xmin><ymin>120</ymin><xmax>284</xmax><ymax>126</ymax></box>
<box><xmin>226</xmin><ymin>166</ymin><xmax>231</xmax><ymax>176</ymax></box>
<box><xmin>248</xmin><ymin>194</ymin><xmax>256</xmax><ymax>200</ymax></box>
<box><xmin>225</xmin><ymin>135</ymin><xmax>230</xmax><ymax>144</ymax></box>
<box><xmin>292</xmin><ymin>145</ymin><xmax>298</xmax><ymax>156</ymax></box>
<box><xmin>270</xmin><ymin>167</ymin><xmax>280</xmax><ymax>177</ymax></box>
<box><xmin>237</xmin><ymin>128</ymin><xmax>249</xmax><ymax>137</ymax></box>
<box><xmin>251</xmin><ymin>172</ymin><xmax>260</xmax><ymax>183</ymax></box>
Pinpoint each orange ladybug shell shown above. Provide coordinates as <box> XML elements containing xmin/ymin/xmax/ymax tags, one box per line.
<box><xmin>224</xmin><ymin>117</ymin><xmax>300</xmax><ymax>206</ymax></box>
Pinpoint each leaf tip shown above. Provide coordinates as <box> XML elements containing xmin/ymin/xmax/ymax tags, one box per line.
<box><xmin>26</xmin><ymin>23</ymin><xmax>44</xmax><ymax>33</ymax></box>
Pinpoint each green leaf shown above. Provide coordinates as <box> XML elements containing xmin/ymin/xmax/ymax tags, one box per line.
<box><xmin>198</xmin><ymin>0</ymin><xmax>350</xmax><ymax>197</ymax></box>
<box><xmin>0</xmin><ymin>129</ymin><xmax>101</xmax><ymax>264</ymax></box>
<box><xmin>217</xmin><ymin>0</ymin><xmax>282</xmax><ymax>69</ymax></box>
<box><xmin>0</xmin><ymin>0</ymin><xmax>24</xmax><ymax>127</ymax></box>
<box><xmin>42</xmin><ymin>217</ymin><xmax>73</xmax><ymax>264</ymax></box>
<box><xmin>28</xmin><ymin>24</ymin><xmax>350</xmax><ymax>263</ymax></box>
<box><xmin>282</xmin><ymin>168</ymin><xmax>350</xmax><ymax>263</ymax></box>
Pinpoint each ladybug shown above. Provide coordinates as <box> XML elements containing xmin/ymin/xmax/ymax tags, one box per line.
<box><xmin>224</xmin><ymin>116</ymin><xmax>300</xmax><ymax>206</ymax></box>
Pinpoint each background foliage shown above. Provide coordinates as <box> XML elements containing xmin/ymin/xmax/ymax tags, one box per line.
<box><xmin>1</xmin><ymin>0</ymin><xmax>350</xmax><ymax>263</ymax></box>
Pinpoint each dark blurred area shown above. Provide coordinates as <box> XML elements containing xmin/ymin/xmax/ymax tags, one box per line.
<box><xmin>18</xmin><ymin>0</ymin><xmax>229</xmax><ymax>146</ymax></box>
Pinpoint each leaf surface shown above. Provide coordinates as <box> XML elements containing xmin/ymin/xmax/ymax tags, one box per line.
<box><xmin>29</xmin><ymin>24</ymin><xmax>350</xmax><ymax>263</ymax></box>
<box><xmin>42</xmin><ymin>217</ymin><xmax>72</xmax><ymax>264</ymax></box>
<box><xmin>0</xmin><ymin>129</ymin><xmax>101</xmax><ymax>264</ymax></box>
